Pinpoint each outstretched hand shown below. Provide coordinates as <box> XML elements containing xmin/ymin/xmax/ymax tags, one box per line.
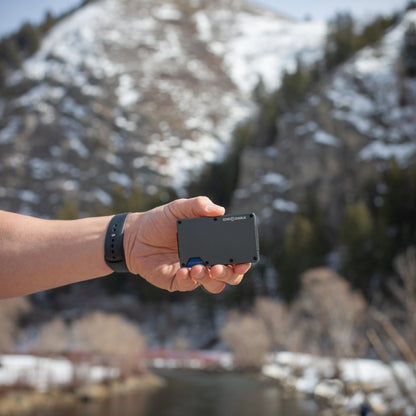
<box><xmin>123</xmin><ymin>197</ymin><xmax>251</xmax><ymax>294</ymax></box>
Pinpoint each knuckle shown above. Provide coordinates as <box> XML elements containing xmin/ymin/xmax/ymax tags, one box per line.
<box><xmin>194</xmin><ymin>196</ymin><xmax>209</xmax><ymax>207</ymax></box>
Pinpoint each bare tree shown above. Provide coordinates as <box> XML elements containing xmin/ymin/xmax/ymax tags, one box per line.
<box><xmin>290</xmin><ymin>268</ymin><xmax>368</xmax><ymax>358</ymax></box>
<box><xmin>71</xmin><ymin>311</ymin><xmax>146</xmax><ymax>378</ymax></box>
<box><xmin>35</xmin><ymin>317</ymin><xmax>69</xmax><ymax>355</ymax></box>
<box><xmin>392</xmin><ymin>246</ymin><xmax>416</xmax><ymax>350</ymax></box>
<box><xmin>366</xmin><ymin>246</ymin><xmax>416</xmax><ymax>407</ymax></box>
<box><xmin>253</xmin><ymin>297</ymin><xmax>292</xmax><ymax>351</ymax></box>
<box><xmin>220</xmin><ymin>310</ymin><xmax>271</xmax><ymax>370</ymax></box>
<box><xmin>0</xmin><ymin>297</ymin><xmax>31</xmax><ymax>353</ymax></box>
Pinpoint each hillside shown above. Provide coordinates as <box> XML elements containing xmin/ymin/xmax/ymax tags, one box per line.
<box><xmin>0</xmin><ymin>0</ymin><xmax>325</xmax><ymax>217</ymax></box>
<box><xmin>231</xmin><ymin>9</ymin><xmax>416</xmax><ymax>238</ymax></box>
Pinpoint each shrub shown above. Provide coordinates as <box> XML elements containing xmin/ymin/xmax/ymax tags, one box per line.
<box><xmin>220</xmin><ymin>310</ymin><xmax>271</xmax><ymax>370</ymax></box>
<box><xmin>0</xmin><ymin>297</ymin><xmax>31</xmax><ymax>353</ymax></box>
<box><xmin>71</xmin><ymin>311</ymin><xmax>146</xmax><ymax>377</ymax></box>
<box><xmin>35</xmin><ymin>317</ymin><xmax>69</xmax><ymax>355</ymax></box>
<box><xmin>290</xmin><ymin>268</ymin><xmax>368</xmax><ymax>357</ymax></box>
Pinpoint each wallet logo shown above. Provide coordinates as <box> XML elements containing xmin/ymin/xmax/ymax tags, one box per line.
<box><xmin>223</xmin><ymin>216</ymin><xmax>247</xmax><ymax>222</ymax></box>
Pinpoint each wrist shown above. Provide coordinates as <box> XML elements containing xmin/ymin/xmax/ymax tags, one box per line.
<box><xmin>122</xmin><ymin>212</ymin><xmax>142</xmax><ymax>274</ymax></box>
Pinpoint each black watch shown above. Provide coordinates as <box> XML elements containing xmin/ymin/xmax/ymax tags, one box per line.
<box><xmin>104</xmin><ymin>212</ymin><xmax>131</xmax><ymax>273</ymax></box>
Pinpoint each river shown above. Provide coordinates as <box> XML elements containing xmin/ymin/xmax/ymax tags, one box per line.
<box><xmin>56</xmin><ymin>370</ymin><xmax>319</xmax><ymax>416</ymax></box>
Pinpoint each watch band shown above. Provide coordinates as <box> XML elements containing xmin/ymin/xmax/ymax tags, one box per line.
<box><xmin>104</xmin><ymin>212</ymin><xmax>131</xmax><ymax>273</ymax></box>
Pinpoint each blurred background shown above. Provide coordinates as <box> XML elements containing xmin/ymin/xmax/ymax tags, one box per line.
<box><xmin>0</xmin><ymin>0</ymin><xmax>415</xmax><ymax>415</ymax></box>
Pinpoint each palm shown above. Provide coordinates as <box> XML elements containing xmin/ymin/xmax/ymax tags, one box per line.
<box><xmin>124</xmin><ymin>197</ymin><xmax>250</xmax><ymax>293</ymax></box>
<box><xmin>129</xmin><ymin>203</ymin><xmax>185</xmax><ymax>290</ymax></box>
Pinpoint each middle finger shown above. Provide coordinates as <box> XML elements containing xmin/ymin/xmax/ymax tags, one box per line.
<box><xmin>190</xmin><ymin>265</ymin><xmax>226</xmax><ymax>294</ymax></box>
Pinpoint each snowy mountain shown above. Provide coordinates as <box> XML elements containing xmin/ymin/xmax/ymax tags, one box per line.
<box><xmin>0</xmin><ymin>0</ymin><xmax>325</xmax><ymax>217</ymax></box>
<box><xmin>231</xmin><ymin>9</ymin><xmax>416</xmax><ymax>236</ymax></box>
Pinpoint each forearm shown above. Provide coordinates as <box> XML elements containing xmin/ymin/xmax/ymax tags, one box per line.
<box><xmin>0</xmin><ymin>210</ymin><xmax>113</xmax><ymax>298</ymax></box>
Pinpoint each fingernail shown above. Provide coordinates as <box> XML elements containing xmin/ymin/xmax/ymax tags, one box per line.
<box><xmin>194</xmin><ymin>269</ymin><xmax>204</xmax><ymax>279</ymax></box>
<box><xmin>217</xmin><ymin>269</ymin><xmax>226</xmax><ymax>279</ymax></box>
<box><xmin>206</xmin><ymin>204</ymin><xmax>224</xmax><ymax>213</ymax></box>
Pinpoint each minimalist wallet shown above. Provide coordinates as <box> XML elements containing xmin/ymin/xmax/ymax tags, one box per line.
<box><xmin>177</xmin><ymin>213</ymin><xmax>260</xmax><ymax>268</ymax></box>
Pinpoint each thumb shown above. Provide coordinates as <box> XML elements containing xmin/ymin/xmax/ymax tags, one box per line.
<box><xmin>170</xmin><ymin>196</ymin><xmax>225</xmax><ymax>219</ymax></box>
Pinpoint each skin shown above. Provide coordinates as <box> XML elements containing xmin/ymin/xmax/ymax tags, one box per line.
<box><xmin>0</xmin><ymin>196</ymin><xmax>251</xmax><ymax>299</ymax></box>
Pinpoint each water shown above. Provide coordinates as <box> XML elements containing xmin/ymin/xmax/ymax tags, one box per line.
<box><xmin>144</xmin><ymin>371</ymin><xmax>319</xmax><ymax>416</ymax></box>
<box><xmin>53</xmin><ymin>371</ymin><xmax>319</xmax><ymax>416</ymax></box>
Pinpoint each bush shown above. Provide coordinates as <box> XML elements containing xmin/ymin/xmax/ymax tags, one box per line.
<box><xmin>35</xmin><ymin>317</ymin><xmax>69</xmax><ymax>355</ymax></box>
<box><xmin>71</xmin><ymin>311</ymin><xmax>146</xmax><ymax>377</ymax></box>
<box><xmin>0</xmin><ymin>297</ymin><xmax>31</xmax><ymax>353</ymax></box>
<box><xmin>290</xmin><ymin>268</ymin><xmax>368</xmax><ymax>357</ymax></box>
<box><xmin>220</xmin><ymin>310</ymin><xmax>271</xmax><ymax>370</ymax></box>
<box><xmin>253</xmin><ymin>297</ymin><xmax>290</xmax><ymax>351</ymax></box>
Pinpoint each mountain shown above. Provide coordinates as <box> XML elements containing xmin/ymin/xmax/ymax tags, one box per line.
<box><xmin>0</xmin><ymin>0</ymin><xmax>325</xmax><ymax>217</ymax></box>
<box><xmin>231</xmin><ymin>9</ymin><xmax>416</xmax><ymax>239</ymax></box>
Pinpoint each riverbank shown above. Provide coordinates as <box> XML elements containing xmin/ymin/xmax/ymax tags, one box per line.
<box><xmin>0</xmin><ymin>354</ymin><xmax>165</xmax><ymax>416</ymax></box>
<box><xmin>263</xmin><ymin>352</ymin><xmax>416</xmax><ymax>415</ymax></box>
<box><xmin>1</xmin><ymin>352</ymin><xmax>416</xmax><ymax>415</ymax></box>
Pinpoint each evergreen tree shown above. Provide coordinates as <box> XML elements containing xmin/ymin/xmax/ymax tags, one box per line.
<box><xmin>252</xmin><ymin>78</ymin><xmax>279</xmax><ymax>146</ymax></box>
<box><xmin>40</xmin><ymin>11</ymin><xmax>57</xmax><ymax>34</ymax></box>
<box><xmin>16</xmin><ymin>23</ymin><xmax>41</xmax><ymax>56</ymax></box>
<box><xmin>402</xmin><ymin>22</ymin><xmax>416</xmax><ymax>77</ymax></box>
<box><xmin>358</xmin><ymin>16</ymin><xmax>396</xmax><ymax>48</ymax></box>
<box><xmin>339</xmin><ymin>201</ymin><xmax>375</xmax><ymax>297</ymax></box>
<box><xmin>279</xmin><ymin>57</ymin><xmax>312</xmax><ymax>109</ymax></box>
<box><xmin>278</xmin><ymin>215</ymin><xmax>325</xmax><ymax>302</ymax></box>
<box><xmin>406</xmin><ymin>1</ymin><xmax>416</xmax><ymax>11</ymax></box>
<box><xmin>381</xmin><ymin>158</ymin><xmax>416</xmax><ymax>251</ymax></box>
<box><xmin>0</xmin><ymin>38</ymin><xmax>21</xmax><ymax>68</ymax></box>
<box><xmin>187</xmin><ymin>120</ymin><xmax>255</xmax><ymax>207</ymax></box>
<box><xmin>0</xmin><ymin>61</ymin><xmax>6</xmax><ymax>89</ymax></box>
<box><xmin>324</xmin><ymin>12</ymin><xmax>357</xmax><ymax>70</ymax></box>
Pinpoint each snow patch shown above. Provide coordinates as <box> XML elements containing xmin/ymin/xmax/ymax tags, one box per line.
<box><xmin>359</xmin><ymin>141</ymin><xmax>416</xmax><ymax>164</ymax></box>
<box><xmin>0</xmin><ymin>355</ymin><xmax>116</xmax><ymax>392</ymax></box>
<box><xmin>314</xmin><ymin>130</ymin><xmax>341</xmax><ymax>147</ymax></box>
<box><xmin>272</xmin><ymin>198</ymin><xmax>298</xmax><ymax>213</ymax></box>
<box><xmin>153</xmin><ymin>4</ymin><xmax>182</xmax><ymax>22</ymax></box>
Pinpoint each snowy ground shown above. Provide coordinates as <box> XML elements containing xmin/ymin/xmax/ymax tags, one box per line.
<box><xmin>263</xmin><ymin>352</ymin><xmax>416</xmax><ymax>415</ymax></box>
<box><xmin>0</xmin><ymin>354</ymin><xmax>118</xmax><ymax>392</ymax></box>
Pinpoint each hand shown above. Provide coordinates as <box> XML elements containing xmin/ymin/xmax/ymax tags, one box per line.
<box><xmin>123</xmin><ymin>197</ymin><xmax>251</xmax><ymax>294</ymax></box>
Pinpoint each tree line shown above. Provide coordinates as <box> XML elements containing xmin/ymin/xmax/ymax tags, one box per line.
<box><xmin>0</xmin><ymin>0</ymin><xmax>96</xmax><ymax>89</ymax></box>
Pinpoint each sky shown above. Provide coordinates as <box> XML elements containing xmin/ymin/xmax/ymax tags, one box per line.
<box><xmin>249</xmin><ymin>0</ymin><xmax>409</xmax><ymax>20</ymax></box>
<box><xmin>0</xmin><ymin>0</ymin><xmax>411</xmax><ymax>37</ymax></box>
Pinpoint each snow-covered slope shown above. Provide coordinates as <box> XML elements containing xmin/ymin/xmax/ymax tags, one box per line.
<box><xmin>327</xmin><ymin>10</ymin><xmax>416</xmax><ymax>164</ymax></box>
<box><xmin>0</xmin><ymin>0</ymin><xmax>326</xmax><ymax>216</ymax></box>
<box><xmin>232</xmin><ymin>9</ymin><xmax>416</xmax><ymax>234</ymax></box>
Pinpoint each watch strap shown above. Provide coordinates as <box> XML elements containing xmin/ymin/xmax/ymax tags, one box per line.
<box><xmin>104</xmin><ymin>212</ymin><xmax>131</xmax><ymax>273</ymax></box>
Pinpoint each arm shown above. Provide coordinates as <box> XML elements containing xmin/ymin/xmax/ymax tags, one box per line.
<box><xmin>0</xmin><ymin>211</ymin><xmax>112</xmax><ymax>298</ymax></box>
<box><xmin>0</xmin><ymin>197</ymin><xmax>250</xmax><ymax>299</ymax></box>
